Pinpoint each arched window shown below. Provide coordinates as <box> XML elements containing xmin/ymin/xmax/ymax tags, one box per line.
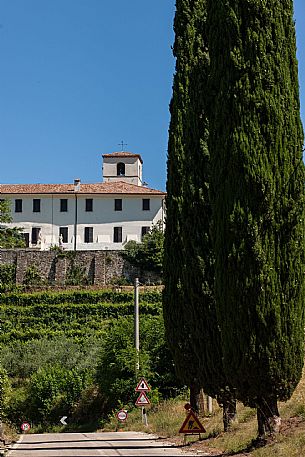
<box><xmin>117</xmin><ymin>162</ymin><xmax>125</xmax><ymax>176</ymax></box>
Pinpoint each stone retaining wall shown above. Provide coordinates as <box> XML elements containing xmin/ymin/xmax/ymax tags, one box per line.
<box><xmin>0</xmin><ymin>249</ymin><xmax>161</xmax><ymax>286</ymax></box>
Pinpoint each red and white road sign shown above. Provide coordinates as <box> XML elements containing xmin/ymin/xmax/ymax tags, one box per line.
<box><xmin>135</xmin><ymin>377</ymin><xmax>151</xmax><ymax>392</ymax></box>
<box><xmin>116</xmin><ymin>409</ymin><xmax>128</xmax><ymax>422</ymax></box>
<box><xmin>21</xmin><ymin>422</ymin><xmax>31</xmax><ymax>432</ymax></box>
<box><xmin>135</xmin><ymin>391</ymin><xmax>150</xmax><ymax>406</ymax></box>
<box><xmin>179</xmin><ymin>410</ymin><xmax>206</xmax><ymax>434</ymax></box>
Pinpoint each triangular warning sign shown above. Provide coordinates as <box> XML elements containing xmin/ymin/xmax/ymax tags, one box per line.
<box><xmin>135</xmin><ymin>391</ymin><xmax>150</xmax><ymax>406</ymax></box>
<box><xmin>135</xmin><ymin>377</ymin><xmax>151</xmax><ymax>392</ymax></box>
<box><xmin>179</xmin><ymin>410</ymin><xmax>206</xmax><ymax>434</ymax></box>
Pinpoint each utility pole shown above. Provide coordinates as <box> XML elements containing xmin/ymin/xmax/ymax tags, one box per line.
<box><xmin>134</xmin><ymin>277</ymin><xmax>140</xmax><ymax>373</ymax></box>
<box><xmin>73</xmin><ymin>179</ymin><xmax>80</xmax><ymax>251</ymax></box>
<box><xmin>134</xmin><ymin>278</ymin><xmax>148</xmax><ymax>426</ymax></box>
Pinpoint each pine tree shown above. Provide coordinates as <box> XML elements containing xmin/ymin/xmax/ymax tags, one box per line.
<box><xmin>163</xmin><ymin>0</ymin><xmax>235</xmax><ymax>427</ymax></box>
<box><xmin>208</xmin><ymin>0</ymin><xmax>305</xmax><ymax>436</ymax></box>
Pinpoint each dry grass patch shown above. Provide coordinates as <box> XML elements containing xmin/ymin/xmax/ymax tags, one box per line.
<box><xmin>2</xmin><ymin>422</ymin><xmax>18</xmax><ymax>446</ymax></box>
<box><xmin>102</xmin><ymin>397</ymin><xmax>187</xmax><ymax>436</ymax></box>
<box><xmin>101</xmin><ymin>368</ymin><xmax>305</xmax><ymax>456</ymax></box>
<box><xmin>117</xmin><ymin>396</ymin><xmax>305</xmax><ymax>456</ymax></box>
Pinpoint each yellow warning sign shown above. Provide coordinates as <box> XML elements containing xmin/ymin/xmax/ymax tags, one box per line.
<box><xmin>179</xmin><ymin>410</ymin><xmax>206</xmax><ymax>434</ymax></box>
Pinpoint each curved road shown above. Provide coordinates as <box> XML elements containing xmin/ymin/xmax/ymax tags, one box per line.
<box><xmin>7</xmin><ymin>431</ymin><xmax>199</xmax><ymax>456</ymax></box>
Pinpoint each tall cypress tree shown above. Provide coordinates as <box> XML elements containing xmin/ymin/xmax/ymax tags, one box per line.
<box><xmin>163</xmin><ymin>0</ymin><xmax>235</xmax><ymax>428</ymax></box>
<box><xmin>163</xmin><ymin>0</ymin><xmax>203</xmax><ymax>411</ymax></box>
<box><xmin>208</xmin><ymin>0</ymin><xmax>305</xmax><ymax>436</ymax></box>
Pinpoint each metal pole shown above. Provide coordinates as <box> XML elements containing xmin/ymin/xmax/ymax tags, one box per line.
<box><xmin>142</xmin><ymin>407</ymin><xmax>148</xmax><ymax>426</ymax></box>
<box><xmin>207</xmin><ymin>396</ymin><xmax>213</xmax><ymax>414</ymax></box>
<box><xmin>74</xmin><ymin>194</ymin><xmax>78</xmax><ymax>251</ymax></box>
<box><xmin>134</xmin><ymin>277</ymin><xmax>140</xmax><ymax>373</ymax></box>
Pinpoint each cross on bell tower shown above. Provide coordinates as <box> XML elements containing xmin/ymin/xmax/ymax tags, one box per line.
<box><xmin>118</xmin><ymin>140</ymin><xmax>128</xmax><ymax>151</ymax></box>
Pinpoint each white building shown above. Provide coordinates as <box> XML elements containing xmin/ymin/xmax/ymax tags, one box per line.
<box><xmin>0</xmin><ymin>152</ymin><xmax>165</xmax><ymax>251</ymax></box>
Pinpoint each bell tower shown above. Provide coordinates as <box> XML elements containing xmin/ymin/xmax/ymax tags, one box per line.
<box><xmin>102</xmin><ymin>151</ymin><xmax>143</xmax><ymax>186</ymax></box>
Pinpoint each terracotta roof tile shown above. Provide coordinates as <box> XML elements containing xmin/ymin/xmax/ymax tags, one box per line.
<box><xmin>102</xmin><ymin>151</ymin><xmax>143</xmax><ymax>163</ymax></box>
<box><xmin>0</xmin><ymin>181</ymin><xmax>165</xmax><ymax>196</ymax></box>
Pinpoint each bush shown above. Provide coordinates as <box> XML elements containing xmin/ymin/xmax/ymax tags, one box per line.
<box><xmin>66</xmin><ymin>263</ymin><xmax>90</xmax><ymax>286</ymax></box>
<box><xmin>0</xmin><ymin>288</ymin><xmax>172</xmax><ymax>429</ymax></box>
<box><xmin>122</xmin><ymin>222</ymin><xmax>164</xmax><ymax>274</ymax></box>
<box><xmin>0</xmin><ymin>301</ymin><xmax>161</xmax><ymax>343</ymax></box>
<box><xmin>0</xmin><ymin>264</ymin><xmax>17</xmax><ymax>292</ymax></box>
<box><xmin>0</xmin><ymin>335</ymin><xmax>104</xmax><ymax>379</ymax></box>
<box><xmin>0</xmin><ymin>366</ymin><xmax>10</xmax><ymax>422</ymax></box>
<box><xmin>23</xmin><ymin>264</ymin><xmax>44</xmax><ymax>287</ymax></box>
<box><xmin>28</xmin><ymin>366</ymin><xmax>91</xmax><ymax>423</ymax></box>
<box><xmin>95</xmin><ymin>315</ymin><xmax>184</xmax><ymax>413</ymax></box>
<box><xmin>0</xmin><ymin>290</ymin><xmax>162</xmax><ymax>306</ymax></box>
<box><xmin>4</xmin><ymin>385</ymin><xmax>28</xmax><ymax>426</ymax></box>
<box><xmin>70</xmin><ymin>385</ymin><xmax>105</xmax><ymax>426</ymax></box>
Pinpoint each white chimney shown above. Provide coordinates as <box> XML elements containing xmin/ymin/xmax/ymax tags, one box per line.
<box><xmin>74</xmin><ymin>178</ymin><xmax>81</xmax><ymax>192</ymax></box>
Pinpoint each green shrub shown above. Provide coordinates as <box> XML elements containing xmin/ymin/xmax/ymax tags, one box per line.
<box><xmin>70</xmin><ymin>384</ymin><xmax>105</xmax><ymax>426</ymax></box>
<box><xmin>122</xmin><ymin>222</ymin><xmax>164</xmax><ymax>274</ymax></box>
<box><xmin>95</xmin><ymin>315</ymin><xmax>184</xmax><ymax>412</ymax></box>
<box><xmin>66</xmin><ymin>263</ymin><xmax>90</xmax><ymax>286</ymax></box>
<box><xmin>0</xmin><ymin>366</ymin><xmax>10</xmax><ymax>422</ymax></box>
<box><xmin>28</xmin><ymin>366</ymin><xmax>91</xmax><ymax>423</ymax></box>
<box><xmin>0</xmin><ymin>264</ymin><xmax>17</xmax><ymax>292</ymax></box>
<box><xmin>23</xmin><ymin>264</ymin><xmax>44</xmax><ymax>287</ymax></box>
<box><xmin>110</xmin><ymin>276</ymin><xmax>131</xmax><ymax>286</ymax></box>
<box><xmin>0</xmin><ymin>290</ymin><xmax>161</xmax><ymax>306</ymax></box>
<box><xmin>0</xmin><ymin>288</ymin><xmax>175</xmax><ymax>429</ymax></box>
<box><xmin>0</xmin><ymin>335</ymin><xmax>104</xmax><ymax>379</ymax></box>
<box><xmin>4</xmin><ymin>385</ymin><xmax>28</xmax><ymax>425</ymax></box>
<box><xmin>0</xmin><ymin>301</ymin><xmax>161</xmax><ymax>343</ymax></box>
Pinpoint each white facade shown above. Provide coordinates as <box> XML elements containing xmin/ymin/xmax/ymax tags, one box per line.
<box><xmin>0</xmin><ymin>152</ymin><xmax>165</xmax><ymax>251</ymax></box>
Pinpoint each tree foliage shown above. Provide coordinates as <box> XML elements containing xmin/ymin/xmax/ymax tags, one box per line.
<box><xmin>95</xmin><ymin>315</ymin><xmax>183</xmax><ymax>411</ymax></box>
<box><xmin>28</xmin><ymin>366</ymin><xmax>91</xmax><ymax>422</ymax></box>
<box><xmin>0</xmin><ymin>366</ymin><xmax>9</xmax><ymax>424</ymax></box>
<box><xmin>208</xmin><ymin>0</ymin><xmax>305</xmax><ymax>435</ymax></box>
<box><xmin>1</xmin><ymin>289</ymin><xmax>182</xmax><ymax>427</ymax></box>
<box><xmin>123</xmin><ymin>222</ymin><xmax>164</xmax><ymax>274</ymax></box>
<box><xmin>163</xmin><ymin>0</ymin><xmax>235</xmax><ymax>423</ymax></box>
<box><xmin>0</xmin><ymin>264</ymin><xmax>17</xmax><ymax>292</ymax></box>
<box><xmin>163</xmin><ymin>0</ymin><xmax>202</xmax><ymax>407</ymax></box>
<box><xmin>0</xmin><ymin>199</ymin><xmax>25</xmax><ymax>248</ymax></box>
<box><xmin>1</xmin><ymin>336</ymin><xmax>104</xmax><ymax>379</ymax></box>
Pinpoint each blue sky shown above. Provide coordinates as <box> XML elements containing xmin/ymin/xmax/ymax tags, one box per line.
<box><xmin>0</xmin><ymin>0</ymin><xmax>304</xmax><ymax>191</ymax></box>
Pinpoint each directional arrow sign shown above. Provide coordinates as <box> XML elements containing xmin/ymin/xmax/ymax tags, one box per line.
<box><xmin>60</xmin><ymin>416</ymin><xmax>68</xmax><ymax>425</ymax></box>
<box><xmin>135</xmin><ymin>391</ymin><xmax>150</xmax><ymax>406</ymax></box>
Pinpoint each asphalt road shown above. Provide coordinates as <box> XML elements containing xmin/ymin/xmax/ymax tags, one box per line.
<box><xmin>7</xmin><ymin>431</ymin><xmax>199</xmax><ymax>456</ymax></box>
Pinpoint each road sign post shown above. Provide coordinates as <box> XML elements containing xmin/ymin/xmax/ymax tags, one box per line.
<box><xmin>135</xmin><ymin>377</ymin><xmax>150</xmax><ymax>426</ymax></box>
<box><xmin>142</xmin><ymin>407</ymin><xmax>148</xmax><ymax>426</ymax></box>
